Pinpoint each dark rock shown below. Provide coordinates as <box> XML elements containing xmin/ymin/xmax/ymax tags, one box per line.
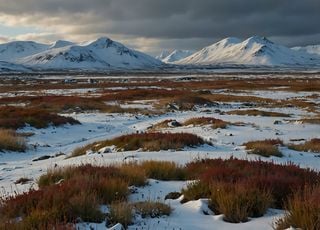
<box><xmin>165</xmin><ymin>192</ymin><xmax>182</xmax><ymax>200</ymax></box>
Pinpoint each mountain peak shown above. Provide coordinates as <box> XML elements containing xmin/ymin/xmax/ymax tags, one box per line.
<box><xmin>88</xmin><ymin>37</ymin><xmax>114</xmax><ymax>47</ymax></box>
<box><xmin>217</xmin><ymin>37</ymin><xmax>242</xmax><ymax>46</ymax></box>
<box><xmin>161</xmin><ymin>49</ymin><xmax>195</xmax><ymax>63</ymax></box>
<box><xmin>50</xmin><ymin>40</ymin><xmax>74</xmax><ymax>49</ymax></box>
<box><xmin>177</xmin><ymin>35</ymin><xmax>319</xmax><ymax>66</ymax></box>
<box><xmin>245</xmin><ymin>36</ymin><xmax>273</xmax><ymax>45</ymax></box>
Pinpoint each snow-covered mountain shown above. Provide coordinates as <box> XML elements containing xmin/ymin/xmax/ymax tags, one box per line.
<box><xmin>156</xmin><ymin>50</ymin><xmax>171</xmax><ymax>60</ymax></box>
<box><xmin>0</xmin><ymin>37</ymin><xmax>162</xmax><ymax>70</ymax></box>
<box><xmin>292</xmin><ymin>45</ymin><xmax>320</xmax><ymax>56</ymax></box>
<box><xmin>177</xmin><ymin>36</ymin><xmax>320</xmax><ymax>66</ymax></box>
<box><xmin>50</xmin><ymin>40</ymin><xmax>75</xmax><ymax>49</ymax></box>
<box><xmin>0</xmin><ymin>41</ymin><xmax>49</xmax><ymax>62</ymax></box>
<box><xmin>162</xmin><ymin>50</ymin><xmax>195</xmax><ymax>63</ymax></box>
<box><xmin>0</xmin><ymin>61</ymin><xmax>30</xmax><ymax>72</ymax></box>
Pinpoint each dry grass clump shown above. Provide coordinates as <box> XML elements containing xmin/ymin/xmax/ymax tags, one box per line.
<box><xmin>210</xmin><ymin>182</ymin><xmax>272</xmax><ymax>223</ymax></box>
<box><xmin>274</xmin><ymin>186</ymin><xmax>320</xmax><ymax>230</ymax></box>
<box><xmin>0</xmin><ymin>129</ymin><xmax>26</xmax><ymax>152</ymax></box>
<box><xmin>70</xmin><ymin>132</ymin><xmax>206</xmax><ymax>157</ymax></box>
<box><xmin>141</xmin><ymin>161</ymin><xmax>187</xmax><ymax>181</ymax></box>
<box><xmin>181</xmin><ymin>181</ymin><xmax>211</xmax><ymax>202</ymax></box>
<box><xmin>182</xmin><ymin>158</ymin><xmax>320</xmax><ymax>223</ymax></box>
<box><xmin>107</xmin><ymin>201</ymin><xmax>171</xmax><ymax>228</ymax></box>
<box><xmin>296</xmin><ymin>116</ymin><xmax>320</xmax><ymax>125</ymax></box>
<box><xmin>226</xmin><ymin>109</ymin><xmax>290</xmax><ymax>117</ymax></box>
<box><xmin>0</xmin><ymin>106</ymin><xmax>80</xmax><ymax>129</ymax></box>
<box><xmin>108</xmin><ymin>202</ymin><xmax>133</xmax><ymax>228</ymax></box>
<box><xmin>244</xmin><ymin>139</ymin><xmax>284</xmax><ymax>157</ymax></box>
<box><xmin>183</xmin><ymin>117</ymin><xmax>229</xmax><ymax>129</ymax></box>
<box><xmin>288</xmin><ymin>138</ymin><xmax>320</xmax><ymax>153</ymax></box>
<box><xmin>134</xmin><ymin>201</ymin><xmax>171</xmax><ymax>218</ymax></box>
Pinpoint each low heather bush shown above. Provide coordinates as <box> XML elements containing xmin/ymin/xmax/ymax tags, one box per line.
<box><xmin>0</xmin><ymin>106</ymin><xmax>80</xmax><ymax>129</ymax></box>
<box><xmin>185</xmin><ymin>158</ymin><xmax>320</xmax><ymax>209</ymax></box>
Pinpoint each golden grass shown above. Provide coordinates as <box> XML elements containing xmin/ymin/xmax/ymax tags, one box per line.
<box><xmin>0</xmin><ymin>129</ymin><xmax>26</xmax><ymax>152</ymax></box>
<box><xmin>183</xmin><ymin>117</ymin><xmax>229</xmax><ymax>129</ymax></box>
<box><xmin>274</xmin><ymin>186</ymin><xmax>320</xmax><ymax>230</ymax></box>
<box><xmin>141</xmin><ymin>161</ymin><xmax>187</xmax><ymax>180</ymax></box>
<box><xmin>244</xmin><ymin>139</ymin><xmax>284</xmax><ymax>157</ymax></box>
<box><xmin>288</xmin><ymin>138</ymin><xmax>320</xmax><ymax>153</ymax></box>
<box><xmin>210</xmin><ymin>182</ymin><xmax>272</xmax><ymax>223</ymax></box>
<box><xmin>108</xmin><ymin>202</ymin><xmax>133</xmax><ymax>228</ymax></box>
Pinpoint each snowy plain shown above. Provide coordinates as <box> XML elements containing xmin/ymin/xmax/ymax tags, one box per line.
<box><xmin>0</xmin><ymin>78</ymin><xmax>319</xmax><ymax>230</ymax></box>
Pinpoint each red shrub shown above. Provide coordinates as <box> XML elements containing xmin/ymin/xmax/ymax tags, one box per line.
<box><xmin>186</xmin><ymin>158</ymin><xmax>320</xmax><ymax>208</ymax></box>
<box><xmin>0</xmin><ymin>106</ymin><xmax>80</xmax><ymax>129</ymax></box>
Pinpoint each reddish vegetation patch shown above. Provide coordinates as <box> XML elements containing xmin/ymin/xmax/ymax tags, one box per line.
<box><xmin>0</xmin><ymin>165</ymin><xmax>144</xmax><ymax>229</ymax></box>
<box><xmin>100</xmin><ymin>89</ymin><xmax>186</xmax><ymax>101</ymax></box>
<box><xmin>185</xmin><ymin>158</ymin><xmax>320</xmax><ymax>209</ymax></box>
<box><xmin>0</xmin><ymin>106</ymin><xmax>80</xmax><ymax>129</ymax></box>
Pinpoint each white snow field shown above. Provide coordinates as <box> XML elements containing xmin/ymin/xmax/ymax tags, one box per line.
<box><xmin>0</xmin><ymin>75</ymin><xmax>319</xmax><ymax>230</ymax></box>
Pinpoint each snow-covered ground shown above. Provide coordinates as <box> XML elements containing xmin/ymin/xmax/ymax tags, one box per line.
<box><xmin>0</xmin><ymin>87</ymin><xmax>319</xmax><ymax>230</ymax></box>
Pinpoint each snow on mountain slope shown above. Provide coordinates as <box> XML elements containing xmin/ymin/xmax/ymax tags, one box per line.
<box><xmin>85</xmin><ymin>37</ymin><xmax>162</xmax><ymax>69</ymax></box>
<box><xmin>292</xmin><ymin>45</ymin><xmax>320</xmax><ymax>56</ymax></box>
<box><xmin>162</xmin><ymin>50</ymin><xmax>195</xmax><ymax>63</ymax></box>
<box><xmin>50</xmin><ymin>40</ymin><xmax>75</xmax><ymax>49</ymax></box>
<box><xmin>156</xmin><ymin>50</ymin><xmax>171</xmax><ymax>60</ymax></box>
<box><xmin>177</xmin><ymin>36</ymin><xmax>320</xmax><ymax>66</ymax></box>
<box><xmin>0</xmin><ymin>61</ymin><xmax>30</xmax><ymax>72</ymax></box>
<box><xmin>0</xmin><ymin>41</ymin><xmax>49</xmax><ymax>62</ymax></box>
<box><xmin>18</xmin><ymin>45</ymin><xmax>111</xmax><ymax>70</ymax></box>
<box><xmin>18</xmin><ymin>37</ymin><xmax>163</xmax><ymax>70</ymax></box>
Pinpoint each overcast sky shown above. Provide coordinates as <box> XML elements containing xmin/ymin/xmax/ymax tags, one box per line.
<box><xmin>0</xmin><ymin>0</ymin><xmax>319</xmax><ymax>55</ymax></box>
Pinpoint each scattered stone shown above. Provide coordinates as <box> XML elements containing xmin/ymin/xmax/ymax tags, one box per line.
<box><xmin>55</xmin><ymin>152</ymin><xmax>66</xmax><ymax>157</ymax></box>
<box><xmin>32</xmin><ymin>155</ymin><xmax>52</xmax><ymax>162</ymax></box>
<box><xmin>15</xmin><ymin>177</ymin><xmax>32</xmax><ymax>185</ymax></box>
<box><xmin>290</xmin><ymin>138</ymin><xmax>306</xmax><ymax>142</ymax></box>
<box><xmin>274</xmin><ymin>120</ymin><xmax>282</xmax><ymax>125</ymax></box>
<box><xmin>168</xmin><ymin>120</ymin><xmax>182</xmax><ymax>128</ymax></box>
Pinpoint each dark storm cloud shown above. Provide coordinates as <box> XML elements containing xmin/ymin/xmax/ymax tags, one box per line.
<box><xmin>0</xmin><ymin>0</ymin><xmax>319</xmax><ymax>51</ymax></box>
